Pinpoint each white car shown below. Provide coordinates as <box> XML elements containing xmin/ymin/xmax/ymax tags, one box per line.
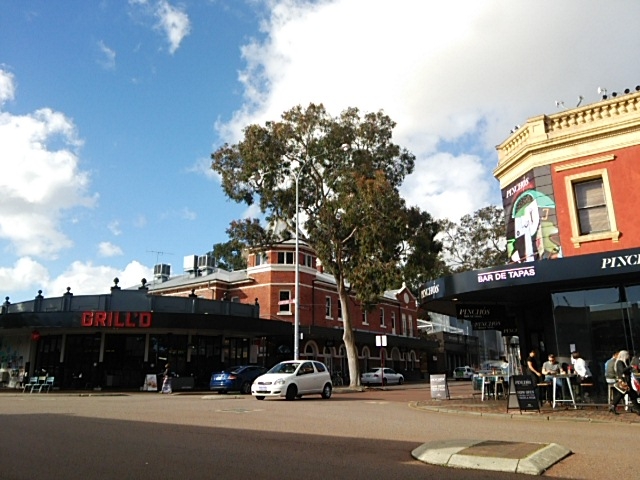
<box><xmin>360</xmin><ymin>367</ymin><xmax>404</xmax><ymax>386</ymax></box>
<box><xmin>251</xmin><ymin>360</ymin><xmax>333</xmax><ymax>400</ymax></box>
<box><xmin>453</xmin><ymin>366</ymin><xmax>475</xmax><ymax>380</ymax></box>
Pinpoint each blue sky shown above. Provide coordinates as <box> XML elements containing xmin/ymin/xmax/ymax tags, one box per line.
<box><xmin>1</xmin><ymin>0</ymin><xmax>639</xmax><ymax>301</ymax></box>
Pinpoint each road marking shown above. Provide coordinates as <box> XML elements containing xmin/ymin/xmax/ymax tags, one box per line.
<box><xmin>216</xmin><ymin>408</ymin><xmax>262</xmax><ymax>414</ymax></box>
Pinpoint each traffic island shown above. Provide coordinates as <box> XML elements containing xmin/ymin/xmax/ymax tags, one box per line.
<box><xmin>411</xmin><ymin>439</ymin><xmax>571</xmax><ymax>475</ymax></box>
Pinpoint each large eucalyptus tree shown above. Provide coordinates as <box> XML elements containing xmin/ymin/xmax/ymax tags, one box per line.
<box><xmin>211</xmin><ymin>103</ymin><xmax>441</xmax><ymax>386</ymax></box>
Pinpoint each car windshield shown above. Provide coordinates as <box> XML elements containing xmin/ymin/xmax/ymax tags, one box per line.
<box><xmin>268</xmin><ymin>362</ymin><xmax>300</xmax><ymax>374</ymax></box>
<box><xmin>229</xmin><ymin>366</ymin><xmax>245</xmax><ymax>374</ymax></box>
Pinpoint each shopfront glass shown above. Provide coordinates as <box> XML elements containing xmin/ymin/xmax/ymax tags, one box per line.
<box><xmin>551</xmin><ymin>285</ymin><xmax>640</xmax><ymax>381</ymax></box>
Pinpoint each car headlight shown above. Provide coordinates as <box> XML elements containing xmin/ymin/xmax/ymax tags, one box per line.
<box><xmin>274</xmin><ymin>378</ymin><xmax>286</xmax><ymax>385</ymax></box>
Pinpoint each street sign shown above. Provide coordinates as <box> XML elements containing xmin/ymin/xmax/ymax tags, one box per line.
<box><xmin>277</xmin><ymin>299</ymin><xmax>296</xmax><ymax>305</ymax></box>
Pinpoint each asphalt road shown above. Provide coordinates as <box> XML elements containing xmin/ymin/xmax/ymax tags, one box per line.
<box><xmin>0</xmin><ymin>383</ymin><xmax>634</xmax><ymax>479</ymax></box>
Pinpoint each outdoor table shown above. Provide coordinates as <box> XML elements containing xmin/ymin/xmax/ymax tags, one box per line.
<box><xmin>551</xmin><ymin>373</ymin><xmax>577</xmax><ymax>409</ymax></box>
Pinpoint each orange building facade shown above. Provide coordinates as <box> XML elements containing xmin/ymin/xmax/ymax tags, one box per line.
<box><xmin>422</xmin><ymin>87</ymin><xmax>640</xmax><ymax>381</ymax></box>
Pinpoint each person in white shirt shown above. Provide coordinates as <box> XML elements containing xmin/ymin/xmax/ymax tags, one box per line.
<box><xmin>571</xmin><ymin>351</ymin><xmax>592</xmax><ymax>402</ymax></box>
<box><xmin>571</xmin><ymin>351</ymin><xmax>592</xmax><ymax>380</ymax></box>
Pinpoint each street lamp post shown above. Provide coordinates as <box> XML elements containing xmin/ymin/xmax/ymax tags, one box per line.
<box><xmin>293</xmin><ymin>144</ymin><xmax>350</xmax><ymax>361</ymax></box>
<box><xmin>294</xmin><ymin>166</ymin><xmax>301</xmax><ymax>360</ymax></box>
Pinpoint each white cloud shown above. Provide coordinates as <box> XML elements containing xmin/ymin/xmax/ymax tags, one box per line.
<box><xmin>181</xmin><ymin>207</ymin><xmax>196</xmax><ymax>220</ymax></box>
<box><xmin>0</xmin><ymin>69</ymin><xmax>97</xmax><ymax>258</ymax></box>
<box><xmin>47</xmin><ymin>260</ymin><xmax>153</xmax><ymax>296</ymax></box>
<box><xmin>189</xmin><ymin>156</ymin><xmax>219</xmax><ymax>181</ymax></box>
<box><xmin>155</xmin><ymin>0</ymin><xmax>191</xmax><ymax>54</ymax></box>
<box><xmin>97</xmin><ymin>40</ymin><xmax>116</xmax><ymax>70</ymax></box>
<box><xmin>216</xmin><ymin>0</ymin><xmax>640</xmax><ymax>221</ymax></box>
<box><xmin>0</xmin><ymin>257</ymin><xmax>50</xmax><ymax>296</ymax></box>
<box><xmin>108</xmin><ymin>220</ymin><xmax>122</xmax><ymax>236</ymax></box>
<box><xmin>0</xmin><ymin>69</ymin><xmax>16</xmax><ymax>107</ymax></box>
<box><xmin>98</xmin><ymin>241</ymin><xmax>124</xmax><ymax>257</ymax></box>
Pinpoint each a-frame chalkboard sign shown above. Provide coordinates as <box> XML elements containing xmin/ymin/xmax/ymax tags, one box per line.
<box><xmin>507</xmin><ymin>375</ymin><xmax>540</xmax><ymax>413</ymax></box>
<box><xmin>429</xmin><ymin>374</ymin><xmax>450</xmax><ymax>400</ymax></box>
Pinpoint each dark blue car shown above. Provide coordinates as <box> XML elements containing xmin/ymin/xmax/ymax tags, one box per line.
<box><xmin>209</xmin><ymin>365</ymin><xmax>267</xmax><ymax>394</ymax></box>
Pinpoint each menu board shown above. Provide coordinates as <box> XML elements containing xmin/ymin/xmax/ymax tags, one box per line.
<box><xmin>429</xmin><ymin>374</ymin><xmax>450</xmax><ymax>400</ymax></box>
<box><xmin>507</xmin><ymin>375</ymin><xmax>539</xmax><ymax>412</ymax></box>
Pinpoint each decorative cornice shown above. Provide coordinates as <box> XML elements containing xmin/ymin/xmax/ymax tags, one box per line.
<box><xmin>554</xmin><ymin>154</ymin><xmax>615</xmax><ymax>172</ymax></box>
<box><xmin>494</xmin><ymin>91</ymin><xmax>640</xmax><ymax>184</ymax></box>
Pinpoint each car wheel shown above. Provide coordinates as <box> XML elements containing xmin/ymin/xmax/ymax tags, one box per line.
<box><xmin>321</xmin><ymin>383</ymin><xmax>332</xmax><ymax>399</ymax></box>
<box><xmin>398</xmin><ymin>377</ymin><xmax>404</xmax><ymax>385</ymax></box>
<box><xmin>240</xmin><ymin>382</ymin><xmax>251</xmax><ymax>395</ymax></box>
<box><xmin>285</xmin><ymin>384</ymin><xmax>298</xmax><ymax>401</ymax></box>
<box><xmin>255</xmin><ymin>395</ymin><xmax>265</xmax><ymax>401</ymax></box>
<box><xmin>218</xmin><ymin>390</ymin><xmax>227</xmax><ymax>394</ymax></box>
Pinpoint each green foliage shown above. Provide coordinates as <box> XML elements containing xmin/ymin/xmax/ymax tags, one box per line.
<box><xmin>207</xmin><ymin>240</ymin><xmax>247</xmax><ymax>271</ymax></box>
<box><xmin>211</xmin><ymin>103</ymin><xmax>442</xmax><ymax>385</ymax></box>
<box><xmin>438</xmin><ymin>205</ymin><xmax>507</xmax><ymax>272</ymax></box>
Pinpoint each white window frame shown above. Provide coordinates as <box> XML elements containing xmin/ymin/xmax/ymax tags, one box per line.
<box><xmin>304</xmin><ymin>254</ymin><xmax>314</xmax><ymax>268</ymax></box>
<box><xmin>565</xmin><ymin>169</ymin><xmax>619</xmax><ymax>247</ymax></box>
<box><xmin>278</xmin><ymin>290</ymin><xmax>292</xmax><ymax>314</ymax></box>
<box><xmin>380</xmin><ymin>308</ymin><xmax>386</xmax><ymax>328</ymax></box>
<box><xmin>362</xmin><ymin>310</ymin><xmax>369</xmax><ymax>325</ymax></box>
<box><xmin>325</xmin><ymin>297</ymin><xmax>332</xmax><ymax>319</ymax></box>
<box><xmin>391</xmin><ymin>311</ymin><xmax>396</xmax><ymax>334</ymax></box>
<box><xmin>337</xmin><ymin>301</ymin><xmax>342</xmax><ymax>321</ymax></box>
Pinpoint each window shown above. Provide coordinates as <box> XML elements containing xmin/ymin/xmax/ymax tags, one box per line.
<box><xmin>325</xmin><ymin>297</ymin><xmax>332</xmax><ymax>318</ymax></box>
<box><xmin>380</xmin><ymin>308</ymin><xmax>385</xmax><ymax>327</ymax></box>
<box><xmin>304</xmin><ymin>254</ymin><xmax>314</xmax><ymax>267</ymax></box>
<box><xmin>408</xmin><ymin>315</ymin><xmax>413</xmax><ymax>337</ymax></box>
<box><xmin>574</xmin><ymin>179</ymin><xmax>609</xmax><ymax>234</ymax></box>
<box><xmin>277</xmin><ymin>252</ymin><xmax>294</xmax><ymax>264</ymax></box>
<box><xmin>402</xmin><ymin>313</ymin><xmax>407</xmax><ymax>336</ymax></box>
<box><xmin>565</xmin><ymin>169</ymin><xmax>619</xmax><ymax>247</ymax></box>
<box><xmin>362</xmin><ymin>310</ymin><xmax>369</xmax><ymax>325</ymax></box>
<box><xmin>337</xmin><ymin>301</ymin><xmax>342</xmax><ymax>320</ymax></box>
<box><xmin>278</xmin><ymin>290</ymin><xmax>291</xmax><ymax>313</ymax></box>
<box><xmin>391</xmin><ymin>312</ymin><xmax>396</xmax><ymax>333</ymax></box>
<box><xmin>255</xmin><ymin>253</ymin><xmax>268</xmax><ymax>266</ymax></box>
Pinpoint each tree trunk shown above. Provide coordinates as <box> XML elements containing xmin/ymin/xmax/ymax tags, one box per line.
<box><xmin>337</xmin><ymin>282</ymin><xmax>361</xmax><ymax>387</ymax></box>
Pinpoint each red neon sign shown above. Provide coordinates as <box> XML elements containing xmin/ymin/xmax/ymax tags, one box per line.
<box><xmin>81</xmin><ymin>311</ymin><xmax>152</xmax><ymax>328</ymax></box>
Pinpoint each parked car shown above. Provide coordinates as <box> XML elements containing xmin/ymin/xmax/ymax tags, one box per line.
<box><xmin>360</xmin><ymin>367</ymin><xmax>404</xmax><ymax>386</ymax></box>
<box><xmin>453</xmin><ymin>366</ymin><xmax>475</xmax><ymax>381</ymax></box>
<box><xmin>210</xmin><ymin>365</ymin><xmax>267</xmax><ymax>394</ymax></box>
<box><xmin>251</xmin><ymin>360</ymin><xmax>332</xmax><ymax>401</ymax></box>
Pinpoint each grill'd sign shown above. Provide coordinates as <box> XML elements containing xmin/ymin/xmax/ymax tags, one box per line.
<box><xmin>81</xmin><ymin>311</ymin><xmax>152</xmax><ymax>328</ymax></box>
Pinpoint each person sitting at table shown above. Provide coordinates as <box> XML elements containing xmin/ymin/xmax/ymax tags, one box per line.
<box><xmin>610</xmin><ymin>350</ymin><xmax>640</xmax><ymax>415</ymax></box>
<box><xmin>542</xmin><ymin>353</ymin><xmax>564</xmax><ymax>400</ymax></box>
<box><xmin>571</xmin><ymin>351</ymin><xmax>593</xmax><ymax>401</ymax></box>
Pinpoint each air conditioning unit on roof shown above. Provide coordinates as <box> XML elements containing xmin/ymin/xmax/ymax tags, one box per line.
<box><xmin>183</xmin><ymin>255</ymin><xmax>197</xmax><ymax>273</ymax></box>
<box><xmin>198</xmin><ymin>255</ymin><xmax>214</xmax><ymax>268</ymax></box>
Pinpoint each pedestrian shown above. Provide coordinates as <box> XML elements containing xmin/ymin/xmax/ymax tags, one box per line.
<box><xmin>161</xmin><ymin>363</ymin><xmax>172</xmax><ymax>394</ymax></box>
<box><xmin>610</xmin><ymin>350</ymin><xmax>640</xmax><ymax>415</ymax></box>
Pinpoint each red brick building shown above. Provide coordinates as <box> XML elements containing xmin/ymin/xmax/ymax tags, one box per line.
<box><xmin>149</xmin><ymin>240</ymin><xmax>437</xmax><ymax>379</ymax></box>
